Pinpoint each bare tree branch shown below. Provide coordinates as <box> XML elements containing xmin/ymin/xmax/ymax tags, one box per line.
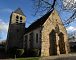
<box><xmin>64</xmin><ymin>11</ymin><xmax>76</xmax><ymax>26</ymax></box>
<box><xmin>33</xmin><ymin>0</ymin><xmax>57</xmax><ymax>15</ymax></box>
<box><xmin>32</xmin><ymin>0</ymin><xmax>76</xmax><ymax>26</ymax></box>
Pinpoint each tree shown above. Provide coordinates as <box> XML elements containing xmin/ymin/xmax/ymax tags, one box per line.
<box><xmin>68</xmin><ymin>31</ymin><xmax>76</xmax><ymax>41</ymax></box>
<box><xmin>32</xmin><ymin>0</ymin><xmax>76</xmax><ymax>26</ymax></box>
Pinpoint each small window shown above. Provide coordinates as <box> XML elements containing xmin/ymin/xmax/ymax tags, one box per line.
<box><xmin>20</xmin><ymin>17</ymin><xmax>22</xmax><ymax>20</ymax></box>
<box><xmin>24</xmin><ymin>35</ymin><xmax>28</xmax><ymax>48</ymax></box>
<box><xmin>29</xmin><ymin>32</ymin><xmax>33</xmax><ymax>48</ymax></box>
<box><xmin>29</xmin><ymin>32</ymin><xmax>33</xmax><ymax>41</ymax></box>
<box><xmin>16</xmin><ymin>19</ymin><xmax>18</xmax><ymax>21</ymax></box>
<box><xmin>16</xmin><ymin>15</ymin><xmax>19</xmax><ymax>19</ymax></box>
<box><xmin>36</xmin><ymin>33</ymin><xmax>38</xmax><ymax>43</ymax></box>
<box><xmin>20</xmin><ymin>20</ymin><xmax>22</xmax><ymax>22</ymax></box>
<box><xmin>16</xmin><ymin>16</ymin><xmax>19</xmax><ymax>23</ymax></box>
<box><xmin>16</xmin><ymin>20</ymin><xmax>18</xmax><ymax>23</ymax></box>
<box><xmin>25</xmin><ymin>35</ymin><xmax>28</xmax><ymax>41</ymax></box>
<box><xmin>16</xmin><ymin>21</ymin><xmax>18</xmax><ymax>23</ymax></box>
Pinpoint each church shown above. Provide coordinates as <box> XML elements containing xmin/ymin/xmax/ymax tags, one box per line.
<box><xmin>6</xmin><ymin>8</ymin><xmax>70</xmax><ymax>56</ymax></box>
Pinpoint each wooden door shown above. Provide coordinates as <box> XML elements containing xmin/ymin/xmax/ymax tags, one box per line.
<box><xmin>49</xmin><ymin>30</ymin><xmax>57</xmax><ymax>55</ymax></box>
<box><xmin>59</xmin><ymin>32</ymin><xmax>66</xmax><ymax>54</ymax></box>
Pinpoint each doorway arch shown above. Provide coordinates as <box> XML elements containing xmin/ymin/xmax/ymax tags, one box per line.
<box><xmin>58</xmin><ymin>32</ymin><xmax>66</xmax><ymax>54</ymax></box>
<box><xmin>49</xmin><ymin>30</ymin><xmax>57</xmax><ymax>55</ymax></box>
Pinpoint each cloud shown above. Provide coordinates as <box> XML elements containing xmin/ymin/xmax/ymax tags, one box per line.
<box><xmin>0</xmin><ymin>19</ymin><xmax>9</xmax><ymax>40</ymax></box>
<box><xmin>66</xmin><ymin>26</ymin><xmax>76</xmax><ymax>32</ymax></box>
<box><xmin>0</xmin><ymin>19</ymin><xmax>9</xmax><ymax>31</ymax></box>
<box><xmin>0</xmin><ymin>8</ymin><xmax>13</xmax><ymax>13</ymax></box>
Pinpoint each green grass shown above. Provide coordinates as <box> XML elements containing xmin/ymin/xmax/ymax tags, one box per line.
<box><xmin>16</xmin><ymin>57</ymin><xmax>39</xmax><ymax>60</ymax></box>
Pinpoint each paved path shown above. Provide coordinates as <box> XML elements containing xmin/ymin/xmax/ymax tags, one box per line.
<box><xmin>40</xmin><ymin>53</ymin><xmax>76</xmax><ymax>60</ymax></box>
<box><xmin>1</xmin><ymin>53</ymin><xmax>76</xmax><ymax>60</ymax></box>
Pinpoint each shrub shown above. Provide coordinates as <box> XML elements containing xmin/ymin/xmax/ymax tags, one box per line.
<box><xmin>32</xmin><ymin>48</ymin><xmax>40</xmax><ymax>56</ymax></box>
<box><xmin>7</xmin><ymin>47</ymin><xmax>17</xmax><ymax>58</ymax></box>
<box><xmin>16</xmin><ymin>49</ymin><xmax>24</xmax><ymax>57</ymax></box>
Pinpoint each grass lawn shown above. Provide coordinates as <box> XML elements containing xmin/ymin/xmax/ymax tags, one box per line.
<box><xmin>16</xmin><ymin>57</ymin><xmax>39</xmax><ymax>60</ymax></box>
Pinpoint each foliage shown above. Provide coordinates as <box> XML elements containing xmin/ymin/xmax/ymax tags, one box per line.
<box><xmin>32</xmin><ymin>48</ymin><xmax>40</xmax><ymax>57</ymax></box>
<box><xmin>16</xmin><ymin>49</ymin><xmax>24</xmax><ymax>57</ymax></box>
<box><xmin>7</xmin><ymin>48</ymin><xmax>25</xmax><ymax>58</ymax></box>
<box><xmin>23</xmin><ymin>48</ymin><xmax>41</xmax><ymax>57</ymax></box>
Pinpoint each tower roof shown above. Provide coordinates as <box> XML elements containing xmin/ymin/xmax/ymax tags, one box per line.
<box><xmin>14</xmin><ymin>8</ymin><xmax>25</xmax><ymax>16</ymax></box>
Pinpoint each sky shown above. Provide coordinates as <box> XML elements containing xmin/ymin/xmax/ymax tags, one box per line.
<box><xmin>0</xmin><ymin>0</ymin><xmax>76</xmax><ymax>41</ymax></box>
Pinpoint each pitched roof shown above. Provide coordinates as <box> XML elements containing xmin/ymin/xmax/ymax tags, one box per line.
<box><xmin>14</xmin><ymin>8</ymin><xmax>25</xmax><ymax>16</ymax></box>
<box><xmin>25</xmin><ymin>9</ymin><xmax>54</xmax><ymax>33</ymax></box>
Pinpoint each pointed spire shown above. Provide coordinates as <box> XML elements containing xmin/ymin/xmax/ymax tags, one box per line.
<box><xmin>14</xmin><ymin>8</ymin><xmax>25</xmax><ymax>16</ymax></box>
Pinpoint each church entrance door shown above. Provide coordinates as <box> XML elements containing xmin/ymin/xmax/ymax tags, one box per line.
<box><xmin>59</xmin><ymin>32</ymin><xmax>66</xmax><ymax>54</ymax></box>
<box><xmin>49</xmin><ymin>30</ymin><xmax>57</xmax><ymax>55</ymax></box>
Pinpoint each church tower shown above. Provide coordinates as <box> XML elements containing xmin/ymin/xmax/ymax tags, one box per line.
<box><xmin>7</xmin><ymin>8</ymin><xmax>26</xmax><ymax>49</ymax></box>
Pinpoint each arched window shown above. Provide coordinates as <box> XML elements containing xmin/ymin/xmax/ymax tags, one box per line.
<box><xmin>20</xmin><ymin>17</ymin><xmax>22</xmax><ymax>23</ymax></box>
<box><xmin>16</xmin><ymin>15</ymin><xmax>19</xmax><ymax>23</ymax></box>
<box><xmin>36</xmin><ymin>33</ymin><xmax>38</xmax><ymax>43</ymax></box>
<box><xmin>20</xmin><ymin>17</ymin><xmax>22</xmax><ymax>20</ymax></box>
<box><xmin>16</xmin><ymin>15</ymin><xmax>19</xmax><ymax>19</ymax></box>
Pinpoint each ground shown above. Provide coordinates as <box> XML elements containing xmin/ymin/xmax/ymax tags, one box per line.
<box><xmin>40</xmin><ymin>53</ymin><xmax>76</xmax><ymax>60</ymax></box>
<box><xmin>1</xmin><ymin>53</ymin><xmax>76</xmax><ymax>60</ymax></box>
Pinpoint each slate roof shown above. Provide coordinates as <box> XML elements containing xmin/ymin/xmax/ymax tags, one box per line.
<box><xmin>14</xmin><ymin>8</ymin><xmax>25</xmax><ymax>16</ymax></box>
<box><xmin>25</xmin><ymin>9</ymin><xmax>54</xmax><ymax>33</ymax></box>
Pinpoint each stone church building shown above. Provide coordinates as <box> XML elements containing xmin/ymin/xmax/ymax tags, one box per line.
<box><xmin>7</xmin><ymin>8</ymin><xmax>70</xmax><ymax>56</ymax></box>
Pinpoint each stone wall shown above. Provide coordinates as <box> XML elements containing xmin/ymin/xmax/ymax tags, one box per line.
<box><xmin>24</xmin><ymin>27</ymin><xmax>41</xmax><ymax>49</ymax></box>
<box><xmin>41</xmin><ymin>9</ymin><xmax>69</xmax><ymax>56</ymax></box>
<box><xmin>7</xmin><ymin>23</ymin><xmax>25</xmax><ymax>49</ymax></box>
